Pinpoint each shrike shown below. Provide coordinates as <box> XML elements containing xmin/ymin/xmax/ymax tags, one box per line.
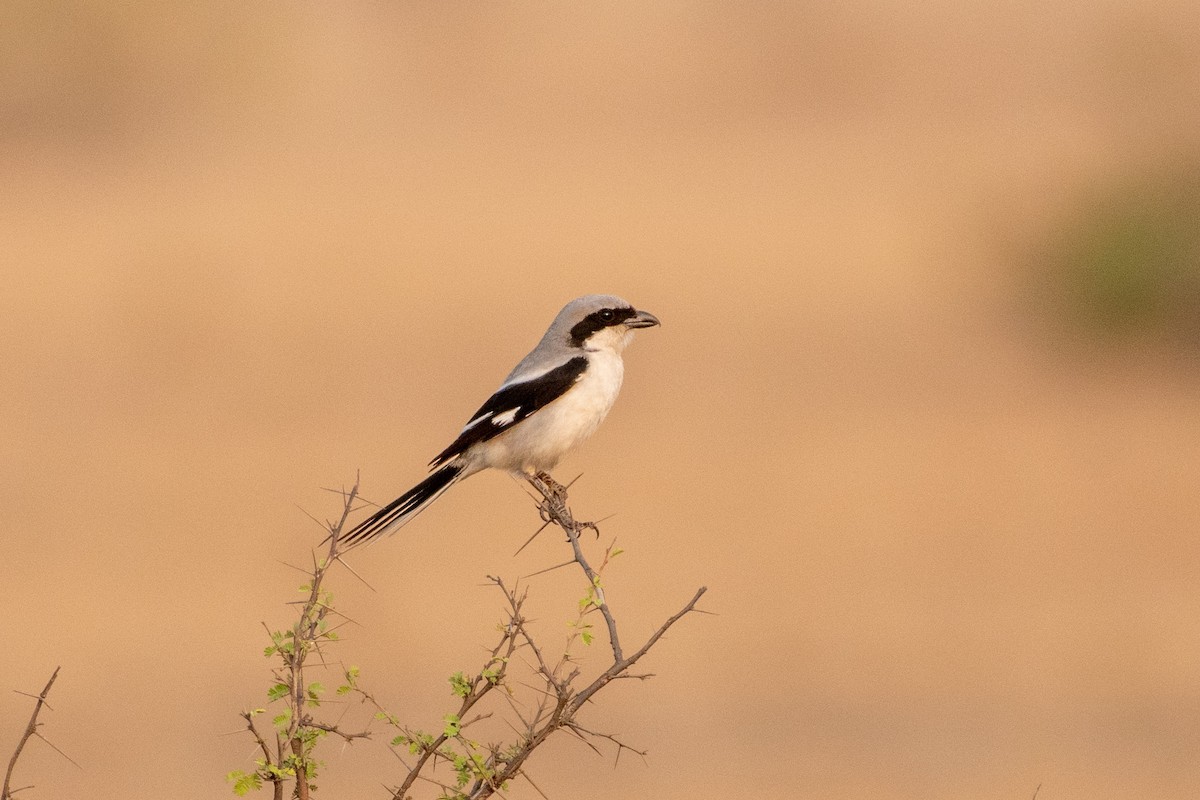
<box><xmin>341</xmin><ymin>294</ymin><xmax>660</xmax><ymax>547</ymax></box>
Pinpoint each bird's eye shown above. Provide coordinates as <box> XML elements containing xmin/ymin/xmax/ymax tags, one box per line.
<box><xmin>599</xmin><ymin>309</ymin><xmax>615</xmax><ymax>322</ymax></box>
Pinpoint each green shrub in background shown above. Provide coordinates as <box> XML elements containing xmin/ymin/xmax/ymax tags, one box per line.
<box><xmin>1053</xmin><ymin>171</ymin><xmax>1200</xmax><ymax>340</ymax></box>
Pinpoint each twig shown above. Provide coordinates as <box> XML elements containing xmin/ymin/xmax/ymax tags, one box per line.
<box><xmin>236</xmin><ymin>472</ymin><xmax>706</xmax><ymax>800</ymax></box>
<box><xmin>570</xmin><ymin>586</ymin><xmax>707</xmax><ymax>711</ymax></box>
<box><xmin>565</xmin><ymin>721</ymin><xmax>648</xmax><ymax>765</ymax></box>
<box><xmin>451</xmin><ymin>476</ymin><xmax>707</xmax><ymax>799</ymax></box>
<box><xmin>232</xmin><ymin>478</ymin><xmax>367</xmax><ymax>800</ymax></box>
<box><xmin>239</xmin><ymin>711</ymin><xmax>285</xmax><ymax>800</ymax></box>
<box><xmin>388</xmin><ymin>585</ymin><xmax>525</xmax><ymax>800</ymax></box>
<box><xmin>526</xmin><ymin>475</ymin><xmax>624</xmax><ymax>661</ymax></box>
<box><xmin>3</xmin><ymin>667</ymin><xmax>68</xmax><ymax>800</ymax></box>
<box><xmin>305</xmin><ymin>721</ymin><xmax>371</xmax><ymax>743</ymax></box>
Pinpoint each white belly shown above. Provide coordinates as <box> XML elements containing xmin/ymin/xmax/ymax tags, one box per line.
<box><xmin>480</xmin><ymin>352</ymin><xmax>624</xmax><ymax>473</ymax></box>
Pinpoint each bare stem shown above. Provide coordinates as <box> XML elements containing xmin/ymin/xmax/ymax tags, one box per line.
<box><xmin>3</xmin><ymin>667</ymin><xmax>61</xmax><ymax>800</ymax></box>
<box><xmin>447</xmin><ymin>476</ymin><xmax>708</xmax><ymax>800</ymax></box>
<box><xmin>236</xmin><ymin>472</ymin><xmax>705</xmax><ymax>800</ymax></box>
<box><xmin>387</xmin><ymin>585</ymin><xmax>525</xmax><ymax>800</ymax></box>
<box><xmin>235</xmin><ymin>478</ymin><xmax>367</xmax><ymax>799</ymax></box>
<box><xmin>526</xmin><ymin>475</ymin><xmax>624</xmax><ymax>661</ymax></box>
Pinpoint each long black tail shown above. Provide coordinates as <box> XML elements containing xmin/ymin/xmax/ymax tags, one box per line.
<box><xmin>341</xmin><ymin>463</ymin><xmax>464</xmax><ymax>547</ymax></box>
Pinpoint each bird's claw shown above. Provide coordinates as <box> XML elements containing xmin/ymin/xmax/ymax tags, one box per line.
<box><xmin>528</xmin><ymin>472</ymin><xmax>599</xmax><ymax>538</ymax></box>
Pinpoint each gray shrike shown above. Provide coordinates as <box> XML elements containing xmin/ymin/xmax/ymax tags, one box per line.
<box><xmin>341</xmin><ymin>294</ymin><xmax>660</xmax><ymax>546</ymax></box>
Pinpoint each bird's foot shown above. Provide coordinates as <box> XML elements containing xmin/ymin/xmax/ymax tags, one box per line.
<box><xmin>529</xmin><ymin>471</ymin><xmax>569</xmax><ymax>519</ymax></box>
<box><xmin>533</xmin><ymin>471</ymin><xmax>569</xmax><ymax>503</ymax></box>
<box><xmin>527</xmin><ymin>472</ymin><xmax>598</xmax><ymax>538</ymax></box>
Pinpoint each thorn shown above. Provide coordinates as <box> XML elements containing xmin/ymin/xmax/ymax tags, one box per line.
<box><xmin>514</xmin><ymin>520</ymin><xmax>553</xmax><ymax>556</ymax></box>
<box><xmin>33</xmin><ymin>731</ymin><xmax>82</xmax><ymax>770</ymax></box>
<box><xmin>520</xmin><ymin>560</ymin><xmax>576</xmax><ymax>579</ymax></box>
<box><xmin>10</xmin><ymin>690</ymin><xmax>54</xmax><ymax>712</ymax></box>
<box><xmin>274</xmin><ymin>559</ymin><xmax>311</xmax><ymax>576</ymax></box>
<box><xmin>333</xmin><ymin>554</ymin><xmax>378</xmax><ymax>592</ymax></box>
<box><xmin>295</xmin><ymin>504</ymin><xmax>328</xmax><ymax>531</ymax></box>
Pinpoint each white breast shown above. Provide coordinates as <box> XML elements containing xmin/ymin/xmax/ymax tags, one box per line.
<box><xmin>480</xmin><ymin>351</ymin><xmax>624</xmax><ymax>473</ymax></box>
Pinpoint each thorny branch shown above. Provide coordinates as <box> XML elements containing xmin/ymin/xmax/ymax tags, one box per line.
<box><xmin>443</xmin><ymin>475</ymin><xmax>707</xmax><ymax>800</ymax></box>
<box><xmin>383</xmin><ymin>590</ymin><xmax>527</xmax><ymax>800</ymax></box>
<box><xmin>234</xmin><ymin>478</ymin><xmax>370</xmax><ymax>800</ymax></box>
<box><xmin>348</xmin><ymin>475</ymin><xmax>705</xmax><ymax>800</ymax></box>
<box><xmin>238</xmin><ymin>711</ymin><xmax>284</xmax><ymax>800</ymax></box>
<box><xmin>3</xmin><ymin>667</ymin><xmax>75</xmax><ymax>800</ymax></box>
<box><xmin>235</xmin><ymin>472</ymin><xmax>706</xmax><ymax>800</ymax></box>
<box><xmin>527</xmin><ymin>475</ymin><xmax>627</xmax><ymax>661</ymax></box>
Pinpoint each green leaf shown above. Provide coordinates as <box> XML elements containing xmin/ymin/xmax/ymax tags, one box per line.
<box><xmin>449</xmin><ymin>671</ymin><xmax>471</xmax><ymax>698</ymax></box>
<box><xmin>337</xmin><ymin>665</ymin><xmax>359</xmax><ymax>695</ymax></box>
<box><xmin>610</xmin><ymin>547</ymin><xmax>624</xmax><ymax>557</ymax></box>
<box><xmin>267</xmin><ymin>683</ymin><xmax>290</xmax><ymax>702</ymax></box>
<box><xmin>398</xmin><ymin>730</ymin><xmax>432</xmax><ymax>753</ymax></box>
<box><xmin>453</xmin><ymin>753</ymin><xmax>470</xmax><ymax>786</ymax></box>
<box><xmin>442</xmin><ymin>714</ymin><xmax>461</xmax><ymax>737</ymax></box>
<box><xmin>581</xmin><ymin>629</ymin><xmax>594</xmax><ymax>646</ymax></box>
<box><xmin>226</xmin><ymin>770</ymin><xmax>263</xmax><ymax>796</ymax></box>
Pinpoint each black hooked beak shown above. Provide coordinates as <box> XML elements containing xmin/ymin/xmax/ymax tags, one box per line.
<box><xmin>625</xmin><ymin>309</ymin><xmax>661</xmax><ymax>329</ymax></box>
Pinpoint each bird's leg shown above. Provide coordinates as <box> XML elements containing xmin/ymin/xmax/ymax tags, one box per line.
<box><xmin>534</xmin><ymin>471</ymin><xmax>568</xmax><ymax>501</ymax></box>
<box><xmin>527</xmin><ymin>471</ymin><xmax>568</xmax><ymax>517</ymax></box>
<box><xmin>526</xmin><ymin>471</ymin><xmax>599</xmax><ymax>539</ymax></box>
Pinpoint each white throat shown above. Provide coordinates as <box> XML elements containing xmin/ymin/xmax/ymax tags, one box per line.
<box><xmin>583</xmin><ymin>325</ymin><xmax>635</xmax><ymax>354</ymax></box>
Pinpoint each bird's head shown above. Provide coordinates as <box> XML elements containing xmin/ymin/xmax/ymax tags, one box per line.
<box><xmin>556</xmin><ymin>294</ymin><xmax>660</xmax><ymax>354</ymax></box>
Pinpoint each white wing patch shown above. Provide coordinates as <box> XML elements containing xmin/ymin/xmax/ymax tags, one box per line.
<box><xmin>461</xmin><ymin>411</ymin><xmax>493</xmax><ymax>431</ymax></box>
<box><xmin>492</xmin><ymin>408</ymin><xmax>520</xmax><ymax>427</ymax></box>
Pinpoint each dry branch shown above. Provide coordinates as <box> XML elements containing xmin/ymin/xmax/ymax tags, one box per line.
<box><xmin>3</xmin><ymin>667</ymin><xmax>64</xmax><ymax>800</ymax></box>
<box><xmin>232</xmin><ymin>472</ymin><xmax>706</xmax><ymax>800</ymax></box>
<box><xmin>356</xmin><ymin>475</ymin><xmax>705</xmax><ymax>799</ymax></box>
<box><xmin>231</xmin><ymin>479</ymin><xmax>371</xmax><ymax>799</ymax></box>
<box><xmin>448</xmin><ymin>475</ymin><xmax>707</xmax><ymax>799</ymax></box>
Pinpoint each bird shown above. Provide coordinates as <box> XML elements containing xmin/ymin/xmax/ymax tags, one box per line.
<box><xmin>340</xmin><ymin>294</ymin><xmax>660</xmax><ymax>547</ymax></box>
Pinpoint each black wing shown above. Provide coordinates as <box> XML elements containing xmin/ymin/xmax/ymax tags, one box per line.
<box><xmin>429</xmin><ymin>355</ymin><xmax>588</xmax><ymax>467</ymax></box>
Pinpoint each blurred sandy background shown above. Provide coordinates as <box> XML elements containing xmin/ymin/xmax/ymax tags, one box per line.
<box><xmin>5</xmin><ymin>2</ymin><xmax>1200</xmax><ymax>798</ymax></box>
